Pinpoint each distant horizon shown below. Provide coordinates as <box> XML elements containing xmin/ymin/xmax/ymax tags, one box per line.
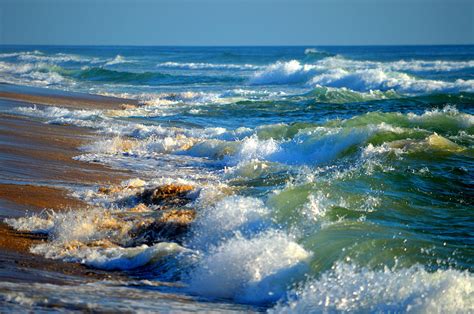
<box><xmin>1</xmin><ymin>44</ymin><xmax>473</xmax><ymax>48</ymax></box>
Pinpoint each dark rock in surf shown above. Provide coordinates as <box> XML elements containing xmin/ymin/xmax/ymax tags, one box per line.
<box><xmin>138</xmin><ymin>184</ymin><xmax>194</xmax><ymax>209</ymax></box>
<box><xmin>128</xmin><ymin>209</ymin><xmax>195</xmax><ymax>245</ymax></box>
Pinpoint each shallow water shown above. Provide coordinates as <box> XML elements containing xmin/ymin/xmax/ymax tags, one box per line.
<box><xmin>1</xmin><ymin>45</ymin><xmax>473</xmax><ymax>312</ymax></box>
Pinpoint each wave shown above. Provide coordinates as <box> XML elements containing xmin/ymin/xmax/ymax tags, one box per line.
<box><xmin>249</xmin><ymin>60</ymin><xmax>320</xmax><ymax>85</ymax></box>
<box><xmin>0</xmin><ymin>61</ymin><xmax>66</xmax><ymax>86</ymax></box>
<box><xmin>0</xmin><ymin>50</ymin><xmax>123</xmax><ymax>65</ymax></box>
<box><xmin>304</xmin><ymin>86</ymin><xmax>400</xmax><ymax>103</ymax></box>
<box><xmin>17</xmin><ymin>52</ymin><xmax>95</xmax><ymax>64</ymax></box>
<box><xmin>104</xmin><ymin>54</ymin><xmax>129</xmax><ymax>66</ymax></box>
<box><xmin>5</xmin><ymin>205</ymin><xmax>188</xmax><ymax>271</ymax></box>
<box><xmin>309</xmin><ymin>68</ymin><xmax>474</xmax><ymax>94</ymax></box>
<box><xmin>189</xmin><ymin>230</ymin><xmax>311</xmax><ymax>304</ymax></box>
<box><xmin>13</xmin><ymin>102</ymin><xmax>473</xmax><ymax>169</ymax></box>
<box><xmin>271</xmin><ymin>263</ymin><xmax>474</xmax><ymax>313</ymax></box>
<box><xmin>66</xmin><ymin>67</ymin><xmax>243</xmax><ymax>85</ymax></box>
<box><xmin>62</xmin><ymin>67</ymin><xmax>170</xmax><ymax>83</ymax></box>
<box><xmin>76</xmin><ymin>103</ymin><xmax>474</xmax><ymax>164</ymax></box>
<box><xmin>0</xmin><ymin>52</ymin><xmax>138</xmax><ymax>87</ymax></box>
<box><xmin>250</xmin><ymin>60</ymin><xmax>474</xmax><ymax>94</ymax></box>
<box><xmin>0</xmin><ymin>50</ymin><xmax>42</xmax><ymax>59</ymax></box>
<box><xmin>317</xmin><ymin>56</ymin><xmax>474</xmax><ymax>73</ymax></box>
<box><xmin>187</xmin><ymin>190</ymin><xmax>310</xmax><ymax>304</ymax></box>
<box><xmin>303</xmin><ymin>48</ymin><xmax>337</xmax><ymax>61</ymax></box>
<box><xmin>156</xmin><ymin>61</ymin><xmax>262</xmax><ymax>70</ymax></box>
<box><xmin>0</xmin><ymin>61</ymin><xmax>238</xmax><ymax>86</ymax></box>
<box><xmin>32</xmin><ymin>241</ymin><xmax>186</xmax><ymax>270</ymax></box>
<box><xmin>182</xmin><ymin>105</ymin><xmax>473</xmax><ymax>168</ymax></box>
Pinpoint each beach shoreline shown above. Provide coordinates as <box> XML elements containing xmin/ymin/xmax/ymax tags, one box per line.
<box><xmin>0</xmin><ymin>84</ymin><xmax>133</xmax><ymax>284</ymax></box>
<box><xmin>0</xmin><ymin>83</ymin><xmax>139</xmax><ymax>110</ymax></box>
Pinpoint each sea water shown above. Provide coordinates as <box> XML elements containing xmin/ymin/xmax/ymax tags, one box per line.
<box><xmin>0</xmin><ymin>46</ymin><xmax>473</xmax><ymax>312</ymax></box>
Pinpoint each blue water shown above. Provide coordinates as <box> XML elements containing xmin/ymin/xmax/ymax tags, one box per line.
<box><xmin>1</xmin><ymin>45</ymin><xmax>473</xmax><ymax>312</ymax></box>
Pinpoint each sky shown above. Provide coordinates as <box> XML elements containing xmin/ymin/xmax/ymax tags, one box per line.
<box><xmin>0</xmin><ymin>0</ymin><xmax>473</xmax><ymax>46</ymax></box>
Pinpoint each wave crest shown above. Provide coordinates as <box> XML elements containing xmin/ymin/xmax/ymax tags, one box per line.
<box><xmin>157</xmin><ymin>61</ymin><xmax>262</xmax><ymax>70</ymax></box>
<box><xmin>250</xmin><ymin>60</ymin><xmax>474</xmax><ymax>94</ymax></box>
<box><xmin>271</xmin><ymin>263</ymin><xmax>474</xmax><ymax>313</ymax></box>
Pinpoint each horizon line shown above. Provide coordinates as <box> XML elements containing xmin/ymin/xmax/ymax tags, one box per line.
<box><xmin>1</xmin><ymin>43</ymin><xmax>474</xmax><ymax>48</ymax></box>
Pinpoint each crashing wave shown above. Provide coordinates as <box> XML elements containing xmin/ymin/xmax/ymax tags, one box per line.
<box><xmin>271</xmin><ymin>263</ymin><xmax>474</xmax><ymax>313</ymax></box>
<box><xmin>250</xmin><ymin>59</ymin><xmax>474</xmax><ymax>94</ymax></box>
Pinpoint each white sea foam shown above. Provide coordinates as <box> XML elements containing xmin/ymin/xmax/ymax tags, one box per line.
<box><xmin>222</xmin><ymin>88</ymin><xmax>285</xmax><ymax>97</ymax></box>
<box><xmin>156</xmin><ymin>61</ymin><xmax>262</xmax><ymax>70</ymax></box>
<box><xmin>185</xmin><ymin>123</ymin><xmax>407</xmax><ymax>167</ymax></box>
<box><xmin>0</xmin><ymin>50</ymin><xmax>74</xmax><ymax>63</ymax></box>
<box><xmin>0</xmin><ymin>61</ymin><xmax>68</xmax><ymax>86</ymax></box>
<box><xmin>224</xmin><ymin>126</ymin><xmax>373</xmax><ymax>167</ymax></box>
<box><xmin>18</xmin><ymin>103</ymin><xmax>469</xmax><ymax>172</ymax></box>
<box><xmin>233</xmin><ymin>136</ymin><xmax>281</xmax><ymax>163</ymax></box>
<box><xmin>12</xmin><ymin>105</ymin><xmax>179</xmax><ymax>139</ymax></box>
<box><xmin>304</xmin><ymin>48</ymin><xmax>318</xmax><ymax>55</ymax></box>
<box><xmin>250</xmin><ymin>59</ymin><xmax>474</xmax><ymax>94</ymax></box>
<box><xmin>0</xmin><ymin>61</ymin><xmax>36</xmax><ymax>74</ymax></box>
<box><xmin>4</xmin><ymin>213</ymin><xmax>54</xmax><ymax>234</ymax></box>
<box><xmin>188</xmin><ymin>231</ymin><xmax>311</xmax><ymax>304</ymax></box>
<box><xmin>189</xmin><ymin>195</ymin><xmax>270</xmax><ymax>248</ymax></box>
<box><xmin>301</xmin><ymin>192</ymin><xmax>330</xmax><ymax>222</ymax></box>
<box><xmin>0</xmin><ymin>51</ymin><xmax>34</xmax><ymax>58</ymax></box>
<box><xmin>14</xmin><ymin>106</ymin><xmax>105</xmax><ymax>126</ymax></box>
<box><xmin>17</xmin><ymin>52</ymin><xmax>91</xmax><ymax>63</ymax></box>
<box><xmin>10</xmin><ymin>105</ymin><xmax>249</xmax><ymax>165</ymax></box>
<box><xmin>185</xmin><ymin>189</ymin><xmax>313</xmax><ymax>304</ymax></box>
<box><xmin>269</xmin><ymin>127</ymin><xmax>368</xmax><ymax>165</ymax></box>
<box><xmin>98</xmin><ymin>90</ymin><xmax>224</xmax><ymax>112</ymax></box>
<box><xmin>32</xmin><ymin>242</ymin><xmax>186</xmax><ymax>270</ymax></box>
<box><xmin>104</xmin><ymin>55</ymin><xmax>128</xmax><ymax>66</ymax></box>
<box><xmin>309</xmin><ymin>68</ymin><xmax>474</xmax><ymax>94</ymax></box>
<box><xmin>0</xmin><ymin>50</ymin><xmax>104</xmax><ymax>64</ymax></box>
<box><xmin>7</xmin><ymin>205</ymin><xmax>188</xmax><ymax>270</ymax></box>
<box><xmin>0</xmin><ymin>280</ymin><xmax>248</xmax><ymax>312</ymax></box>
<box><xmin>317</xmin><ymin>56</ymin><xmax>474</xmax><ymax>73</ymax></box>
<box><xmin>0</xmin><ymin>52</ymin><xmax>106</xmax><ymax>87</ymax></box>
<box><xmin>271</xmin><ymin>263</ymin><xmax>474</xmax><ymax>313</ymax></box>
<box><xmin>250</xmin><ymin>60</ymin><xmax>320</xmax><ymax>85</ymax></box>
<box><xmin>408</xmin><ymin>105</ymin><xmax>474</xmax><ymax>128</ymax></box>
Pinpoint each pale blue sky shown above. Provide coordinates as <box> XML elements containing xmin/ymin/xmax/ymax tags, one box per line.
<box><xmin>1</xmin><ymin>0</ymin><xmax>473</xmax><ymax>46</ymax></box>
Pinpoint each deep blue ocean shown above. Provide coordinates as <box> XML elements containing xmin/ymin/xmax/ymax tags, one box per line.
<box><xmin>1</xmin><ymin>45</ymin><xmax>473</xmax><ymax>312</ymax></box>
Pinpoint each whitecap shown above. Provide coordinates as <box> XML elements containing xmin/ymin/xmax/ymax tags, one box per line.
<box><xmin>156</xmin><ymin>61</ymin><xmax>262</xmax><ymax>70</ymax></box>
<box><xmin>271</xmin><ymin>263</ymin><xmax>474</xmax><ymax>313</ymax></box>
<box><xmin>188</xmin><ymin>231</ymin><xmax>311</xmax><ymax>304</ymax></box>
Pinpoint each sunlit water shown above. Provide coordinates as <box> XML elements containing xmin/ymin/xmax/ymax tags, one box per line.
<box><xmin>1</xmin><ymin>46</ymin><xmax>473</xmax><ymax>312</ymax></box>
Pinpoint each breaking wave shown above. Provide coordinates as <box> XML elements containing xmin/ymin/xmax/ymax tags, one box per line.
<box><xmin>250</xmin><ymin>59</ymin><xmax>474</xmax><ymax>94</ymax></box>
<box><xmin>271</xmin><ymin>263</ymin><xmax>474</xmax><ymax>313</ymax></box>
<box><xmin>157</xmin><ymin>61</ymin><xmax>262</xmax><ymax>70</ymax></box>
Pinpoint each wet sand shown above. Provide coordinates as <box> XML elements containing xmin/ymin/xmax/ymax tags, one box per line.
<box><xmin>0</xmin><ymin>85</ymin><xmax>133</xmax><ymax>283</ymax></box>
<box><xmin>0</xmin><ymin>113</ymin><xmax>130</xmax><ymax>185</ymax></box>
<box><xmin>0</xmin><ymin>83</ymin><xmax>138</xmax><ymax>110</ymax></box>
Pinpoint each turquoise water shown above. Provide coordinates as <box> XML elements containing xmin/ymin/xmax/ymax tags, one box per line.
<box><xmin>1</xmin><ymin>46</ymin><xmax>473</xmax><ymax>312</ymax></box>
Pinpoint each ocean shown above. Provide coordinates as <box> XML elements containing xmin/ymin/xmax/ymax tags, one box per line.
<box><xmin>0</xmin><ymin>45</ymin><xmax>473</xmax><ymax>312</ymax></box>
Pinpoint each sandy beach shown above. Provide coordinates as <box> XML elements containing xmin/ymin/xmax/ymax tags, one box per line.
<box><xmin>0</xmin><ymin>84</ymin><xmax>133</xmax><ymax>283</ymax></box>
